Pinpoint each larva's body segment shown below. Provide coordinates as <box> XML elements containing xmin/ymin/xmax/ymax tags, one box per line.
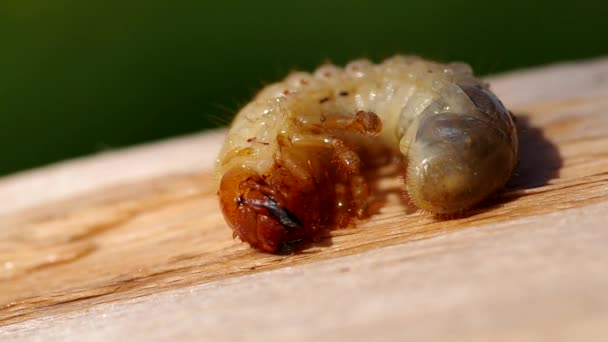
<box><xmin>216</xmin><ymin>56</ymin><xmax>517</xmax><ymax>253</ymax></box>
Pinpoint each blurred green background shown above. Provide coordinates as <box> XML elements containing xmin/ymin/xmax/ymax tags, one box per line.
<box><xmin>0</xmin><ymin>0</ymin><xmax>606</xmax><ymax>176</ymax></box>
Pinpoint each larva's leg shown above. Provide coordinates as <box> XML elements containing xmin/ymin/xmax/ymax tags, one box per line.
<box><xmin>323</xmin><ymin>110</ymin><xmax>382</xmax><ymax>136</ymax></box>
<box><xmin>349</xmin><ymin>175</ymin><xmax>370</xmax><ymax>218</ymax></box>
<box><xmin>274</xmin><ymin>149</ymin><xmax>314</xmax><ymax>183</ymax></box>
<box><xmin>288</xmin><ymin>133</ymin><xmax>372</xmax><ymax>221</ymax></box>
<box><xmin>288</xmin><ymin>134</ymin><xmax>361</xmax><ymax>176</ymax></box>
<box><xmin>333</xmin><ymin>183</ymin><xmax>351</xmax><ymax>227</ymax></box>
<box><xmin>324</xmin><ymin>174</ymin><xmax>371</xmax><ymax>227</ymax></box>
<box><xmin>299</xmin><ymin>111</ymin><xmax>382</xmax><ymax>137</ymax></box>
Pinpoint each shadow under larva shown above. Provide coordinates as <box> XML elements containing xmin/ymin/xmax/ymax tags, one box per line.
<box><xmin>507</xmin><ymin>114</ymin><xmax>563</xmax><ymax>190</ymax></box>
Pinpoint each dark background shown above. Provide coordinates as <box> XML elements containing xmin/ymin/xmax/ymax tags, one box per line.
<box><xmin>1</xmin><ymin>0</ymin><xmax>606</xmax><ymax>176</ymax></box>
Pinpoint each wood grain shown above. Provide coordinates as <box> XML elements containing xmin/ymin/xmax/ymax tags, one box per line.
<box><xmin>1</xmin><ymin>58</ymin><xmax>608</xmax><ymax>340</ymax></box>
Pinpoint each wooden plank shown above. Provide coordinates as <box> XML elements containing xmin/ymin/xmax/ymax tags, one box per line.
<box><xmin>3</xmin><ymin>202</ymin><xmax>608</xmax><ymax>341</ymax></box>
<box><xmin>1</xmin><ymin>58</ymin><xmax>608</xmax><ymax>340</ymax></box>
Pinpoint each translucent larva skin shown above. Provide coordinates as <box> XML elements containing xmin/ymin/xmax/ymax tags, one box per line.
<box><xmin>216</xmin><ymin>56</ymin><xmax>517</xmax><ymax>253</ymax></box>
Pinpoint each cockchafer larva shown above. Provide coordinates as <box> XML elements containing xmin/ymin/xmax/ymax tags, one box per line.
<box><xmin>216</xmin><ymin>55</ymin><xmax>518</xmax><ymax>253</ymax></box>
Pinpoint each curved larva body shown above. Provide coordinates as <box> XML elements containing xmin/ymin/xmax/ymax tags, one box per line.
<box><xmin>217</xmin><ymin>56</ymin><xmax>517</xmax><ymax>253</ymax></box>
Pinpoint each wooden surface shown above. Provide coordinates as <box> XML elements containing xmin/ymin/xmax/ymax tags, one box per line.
<box><xmin>1</xmin><ymin>58</ymin><xmax>608</xmax><ymax>341</ymax></box>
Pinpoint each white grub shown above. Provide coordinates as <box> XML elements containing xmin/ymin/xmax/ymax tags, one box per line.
<box><xmin>216</xmin><ymin>56</ymin><xmax>517</xmax><ymax>253</ymax></box>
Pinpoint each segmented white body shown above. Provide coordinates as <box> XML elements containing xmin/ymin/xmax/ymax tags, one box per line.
<box><xmin>220</xmin><ymin>56</ymin><xmax>493</xmax><ymax>172</ymax></box>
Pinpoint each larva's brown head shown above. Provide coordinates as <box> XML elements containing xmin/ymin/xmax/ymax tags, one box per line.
<box><xmin>218</xmin><ymin>167</ymin><xmax>303</xmax><ymax>253</ymax></box>
<box><xmin>404</xmin><ymin>86</ymin><xmax>518</xmax><ymax>214</ymax></box>
<box><xmin>218</xmin><ymin>161</ymin><xmax>346</xmax><ymax>253</ymax></box>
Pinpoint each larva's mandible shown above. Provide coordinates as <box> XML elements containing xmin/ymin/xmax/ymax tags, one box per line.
<box><xmin>216</xmin><ymin>56</ymin><xmax>518</xmax><ymax>253</ymax></box>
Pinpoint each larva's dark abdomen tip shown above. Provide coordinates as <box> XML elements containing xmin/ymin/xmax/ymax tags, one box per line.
<box><xmin>406</xmin><ymin>112</ymin><xmax>517</xmax><ymax>214</ymax></box>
